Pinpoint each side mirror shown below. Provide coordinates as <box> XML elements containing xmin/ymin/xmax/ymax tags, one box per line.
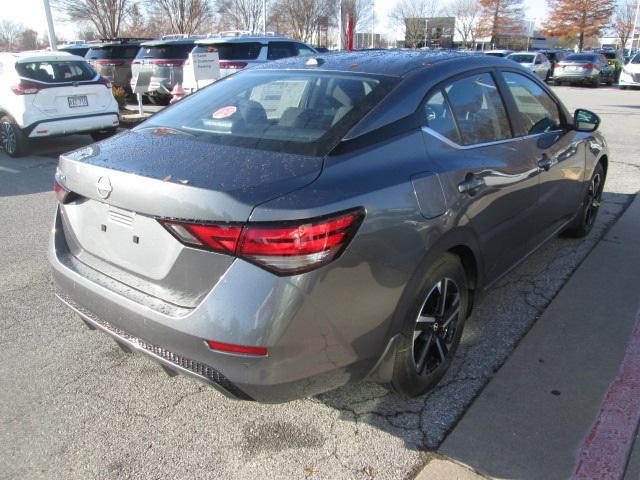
<box><xmin>574</xmin><ymin>109</ymin><xmax>600</xmax><ymax>133</ymax></box>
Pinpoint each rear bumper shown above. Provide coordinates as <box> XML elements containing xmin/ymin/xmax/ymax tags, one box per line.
<box><xmin>49</xmin><ymin>207</ymin><xmax>386</xmax><ymax>403</ymax></box>
<box><xmin>26</xmin><ymin>113</ymin><xmax>119</xmax><ymax>138</ymax></box>
<box><xmin>619</xmin><ymin>72</ymin><xmax>640</xmax><ymax>86</ymax></box>
<box><xmin>553</xmin><ymin>73</ymin><xmax>598</xmax><ymax>83</ymax></box>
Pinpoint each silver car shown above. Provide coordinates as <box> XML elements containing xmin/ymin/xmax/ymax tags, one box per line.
<box><xmin>507</xmin><ymin>52</ymin><xmax>551</xmax><ymax>81</ymax></box>
<box><xmin>50</xmin><ymin>52</ymin><xmax>608</xmax><ymax>403</ymax></box>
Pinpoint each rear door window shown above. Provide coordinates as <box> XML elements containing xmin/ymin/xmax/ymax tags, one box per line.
<box><xmin>16</xmin><ymin>61</ymin><xmax>96</xmax><ymax>83</ymax></box>
<box><xmin>423</xmin><ymin>90</ymin><xmax>461</xmax><ymax>144</ymax></box>
<box><xmin>443</xmin><ymin>72</ymin><xmax>512</xmax><ymax>145</ymax></box>
<box><xmin>267</xmin><ymin>42</ymin><xmax>298</xmax><ymax>60</ymax></box>
<box><xmin>502</xmin><ymin>72</ymin><xmax>562</xmax><ymax>135</ymax></box>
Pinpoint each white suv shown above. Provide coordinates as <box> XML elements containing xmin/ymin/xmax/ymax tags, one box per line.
<box><xmin>0</xmin><ymin>51</ymin><xmax>119</xmax><ymax>157</ymax></box>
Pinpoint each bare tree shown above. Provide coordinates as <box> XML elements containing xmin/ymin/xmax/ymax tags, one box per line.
<box><xmin>270</xmin><ymin>0</ymin><xmax>335</xmax><ymax>42</ymax></box>
<box><xmin>614</xmin><ymin>0</ymin><xmax>637</xmax><ymax>50</ymax></box>
<box><xmin>389</xmin><ymin>0</ymin><xmax>430</xmax><ymax>48</ymax></box>
<box><xmin>53</xmin><ymin>0</ymin><xmax>133</xmax><ymax>39</ymax></box>
<box><xmin>446</xmin><ymin>0</ymin><xmax>481</xmax><ymax>49</ymax></box>
<box><xmin>0</xmin><ymin>20</ymin><xmax>26</xmax><ymax>47</ymax></box>
<box><xmin>146</xmin><ymin>0</ymin><xmax>214</xmax><ymax>34</ymax></box>
<box><xmin>218</xmin><ymin>0</ymin><xmax>266</xmax><ymax>33</ymax></box>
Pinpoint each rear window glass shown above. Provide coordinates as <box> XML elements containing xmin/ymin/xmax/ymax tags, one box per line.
<box><xmin>139</xmin><ymin>70</ymin><xmax>397</xmax><ymax>156</ymax></box>
<box><xmin>564</xmin><ymin>54</ymin><xmax>597</xmax><ymax>61</ymax></box>
<box><xmin>194</xmin><ymin>42</ymin><xmax>262</xmax><ymax>60</ymax></box>
<box><xmin>602</xmin><ymin>52</ymin><xmax>618</xmax><ymax>60</ymax></box>
<box><xmin>16</xmin><ymin>61</ymin><xmax>96</xmax><ymax>83</ymax></box>
<box><xmin>86</xmin><ymin>46</ymin><xmax>140</xmax><ymax>60</ymax></box>
<box><xmin>136</xmin><ymin>44</ymin><xmax>194</xmax><ymax>60</ymax></box>
<box><xmin>631</xmin><ymin>54</ymin><xmax>640</xmax><ymax>64</ymax></box>
<box><xmin>509</xmin><ymin>54</ymin><xmax>535</xmax><ymax>63</ymax></box>
<box><xmin>60</xmin><ymin>47</ymin><xmax>90</xmax><ymax>57</ymax></box>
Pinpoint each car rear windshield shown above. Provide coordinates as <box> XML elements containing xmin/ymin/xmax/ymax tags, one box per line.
<box><xmin>86</xmin><ymin>45</ymin><xmax>140</xmax><ymax>60</ymax></box>
<box><xmin>60</xmin><ymin>47</ymin><xmax>90</xmax><ymax>57</ymax></box>
<box><xmin>631</xmin><ymin>54</ymin><xmax>640</xmax><ymax>64</ymax></box>
<box><xmin>509</xmin><ymin>54</ymin><xmax>535</xmax><ymax>63</ymax></box>
<box><xmin>602</xmin><ymin>52</ymin><xmax>618</xmax><ymax>59</ymax></box>
<box><xmin>16</xmin><ymin>60</ymin><xmax>96</xmax><ymax>83</ymax></box>
<box><xmin>135</xmin><ymin>44</ymin><xmax>194</xmax><ymax>60</ymax></box>
<box><xmin>564</xmin><ymin>54</ymin><xmax>596</xmax><ymax>62</ymax></box>
<box><xmin>193</xmin><ymin>42</ymin><xmax>262</xmax><ymax>60</ymax></box>
<box><xmin>139</xmin><ymin>70</ymin><xmax>398</xmax><ymax>156</ymax></box>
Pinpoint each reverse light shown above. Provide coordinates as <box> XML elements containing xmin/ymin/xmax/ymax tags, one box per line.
<box><xmin>160</xmin><ymin>209</ymin><xmax>364</xmax><ymax>275</ymax></box>
<box><xmin>205</xmin><ymin>340</ymin><xmax>268</xmax><ymax>356</ymax></box>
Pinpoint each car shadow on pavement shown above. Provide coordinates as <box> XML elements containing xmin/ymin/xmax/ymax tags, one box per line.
<box><xmin>0</xmin><ymin>135</ymin><xmax>95</xmax><ymax>198</ymax></box>
<box><xmin>316</xmin><ymin>191</ymin><xmax>635</xmax><ymax>452</ymax></box>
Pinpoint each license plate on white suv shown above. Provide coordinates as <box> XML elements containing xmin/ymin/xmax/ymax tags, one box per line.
<box><xmin>68</xmin><ymin>95</ymin><xmax>88</xmax><ymax>108</ymax></box>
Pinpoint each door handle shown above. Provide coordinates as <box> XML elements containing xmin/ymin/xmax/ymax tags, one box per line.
<box><xmin>538</xmin><ymin>155</ymin><xmax>553</xmax><ymax>172</ymax></box>
<box><xmin>458</xmin><ymin>176</ymin><xmax>485</xmax><ymax>194</ymax></box>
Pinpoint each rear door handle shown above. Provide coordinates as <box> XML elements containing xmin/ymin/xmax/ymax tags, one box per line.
<box><xmin>458</xmin><ymin>176</ymin><xmax>485</xmax><ymax>194</ymax></box>
<box><xmin>538</xmin><ymin>155</ymin><xmax>553</xmax><ymax>172</ymax></box>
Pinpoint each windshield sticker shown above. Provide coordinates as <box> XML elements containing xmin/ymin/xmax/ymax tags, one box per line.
<box><xmin>212</xmin><ymin>106</ymin><xmax>237</xmax><ymax>119</ymax></box>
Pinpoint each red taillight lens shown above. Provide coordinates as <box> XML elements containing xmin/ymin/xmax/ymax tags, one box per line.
<box><xmin>583</xmin><ymin>63</ymin><xmax>596</xmax><ymax>69</ymax></box>
<box><xmin>159</xmin><ymin>209</ymin><xmax>364</xmax><ymax>275</ymax></box>
<box><xmin>54</xmin><ymin>179</ymin><xmax>71</xmax><ymax>203</ymax></box>
<box><xmin>205</xmin><ymin>340</ymin><xmax>268</xmax><ymax>356</ymax></box>
<box><xmin>98</xmin><ymin>76</ymin><xmax>112</xmax><ymax>88</ymax></box>
<box><xmin>219</xmin><ymin>61</ymin><xmax>248</xmax><ymax>69</ymax></box>
<box><xmin>152</xmin><ymin>59</ymin><xmax>185</xmax><ymax>66</ymax></box>
<box><xmin>162</xmin><ymin>221</ymin><xmax>243</xmax><ymax>254</ymax></box>
<box><xmin>10</xmin><ymin>79</ymin><xmax>45</xmax><ymax>95</ymax></box>
<box><xmin>96</xmin><ymin>59</ymin><xmax>126</xmax><ymax>66</ymax></box>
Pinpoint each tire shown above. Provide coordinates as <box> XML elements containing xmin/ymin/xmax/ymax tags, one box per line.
<box><xmin>554</xmin><ymin>79</ymin><xmax>563</xmax><ymax>86</ymax></box>
<box><xmin>620</xmin><ymin>85</ymin><xmax>628</xmax><ymax>90</ymax></box>
<box><xmin>390</xmin><ymin>253</ymin><xmax>470</xmax><ymax>397</ymax></box>
<box><xmin>592</xmin><ymin>77</ymin><xmax>600</xmax><ymax>88</ymax></box>
<box><xmin>90</xmin><ymin>128</ymin><xmax>117</xmax><ymax>142</ymax></box>
<box><xmin>148</xmin><ymin>95</ymin><xmax>171</xmax><ymax>106</ymax></box>
<box><xmin>563</xmin><ymin>162</ymin><xmax>605</xmax><ymax>238</ymax></box>
<box><xmin>0</xmin><ymin>115</ymin><xmax>28</xmax><ymax>157</ymax></box>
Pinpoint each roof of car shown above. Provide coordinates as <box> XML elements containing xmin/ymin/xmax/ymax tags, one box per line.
<box><xmin>250</xmin><ymin>50</ymin><xmax>509</xmax><ymax>77</ymax></box>
<box><xmin>0</xmin><ymin>50</ymin><xmax>85</xmax><ymax>63</ymax></box>
<box><xmin>195</xmin><ymin>35</ymin><xmax>296</xmax><ymax>45</ymax></box>
<box><xmin>140</xmin><ymin>38</ymin><xmax>199</xmax><ymax>47</ymax></box>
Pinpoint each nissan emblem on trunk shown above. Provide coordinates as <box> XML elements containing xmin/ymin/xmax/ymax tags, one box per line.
<box><xmin>96</xmin><ymin>176</ymin><xmax>113</xmax><ymax>199</ymax></box>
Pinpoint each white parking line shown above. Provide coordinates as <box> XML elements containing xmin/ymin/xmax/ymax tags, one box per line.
<box><xmin>0</xmin><ymin>165</ymin><xmax>20</xmax><ymax>174</ymax></box>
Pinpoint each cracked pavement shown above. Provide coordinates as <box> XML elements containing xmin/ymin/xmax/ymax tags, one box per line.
<box><xmin>1</xmin><ymin>87</ymin><xmax>639</xmax><ymax>480</ymax></box>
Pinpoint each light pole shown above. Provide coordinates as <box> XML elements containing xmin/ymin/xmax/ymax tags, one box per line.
<box><xmin>42</xmin><ymin>0</ymin><xmax>58</xmax><ymax>50</ymax></box>
<box><xmin>263</xmin><ymin>0</ymin><xmax>267</xmax><ymax>35</ymax></box>
<box><xmin>631</xmin><ymin>0</ymin><xmax>640</xmax><ymax>51</ymax></box>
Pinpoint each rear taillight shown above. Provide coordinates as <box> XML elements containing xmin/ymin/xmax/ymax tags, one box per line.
<box><xmin>53</xmin><ymin>179</ymin><xmax>74</xmax><ymax>203</ymax></box>
<box><xmin>98</xmin><ymin>76</ymin><xmax>112</xmax><ymax>88</ymax></box>
<box><xmin>96</xmin><ymin>59</ymin><xmax>126</xmax><ymax>66</ymax></box>
<box><xmin>10</xmin><ymin>79</ymin><xmax>45</xmax><ymax>95</ymax></box>
<box><xmin>219</xmin><ymin>61</ymin><xmax>248</xmax><ymax>69</ymax></box>
<box><xmin>160</xmin><ymin>209</ymin><xmax>364</xmax><ymax>275</ymax></box>
<box><xmin>152</xmin><ymin>59</ymin><xmax>185</xmax><ymax>66</ymax></box>
<box><xmin>583</xmin><ymin>63</ymin><xmax>596</xmax><ymax>69</ymax></box>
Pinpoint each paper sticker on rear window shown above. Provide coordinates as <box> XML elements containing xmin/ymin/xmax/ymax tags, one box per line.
<box><xmin>212</xmin><ymin>106</ymin><xmax>237</xmax><ymax>119</ymax></box>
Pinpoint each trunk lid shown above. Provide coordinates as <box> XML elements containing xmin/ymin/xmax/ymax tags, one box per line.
<box><xmin>33</xmin><ymin>83</ymin><xmax>112</xmax><ymax>117</ymax></box>
<box><xmin>57</xmin><ymin>128</ymin><xmax>323</xmax><ymax>309</ymax></box>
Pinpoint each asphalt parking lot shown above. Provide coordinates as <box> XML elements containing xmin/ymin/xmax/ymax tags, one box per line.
<box><xmin>1</xmin><ymin>85</ymin><xmax>639</xmax><ymax>480</ymax></box>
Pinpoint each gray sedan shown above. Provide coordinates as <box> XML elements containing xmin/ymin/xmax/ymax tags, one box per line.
<box><xmin>50</xmin><ymin>52</ymin><xmax>608</xmax><ymax>403</ymax></box>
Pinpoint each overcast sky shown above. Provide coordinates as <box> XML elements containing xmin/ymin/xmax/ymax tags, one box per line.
<box><xmin>3</xmin><ymin>0</ymin><xmax>549</xmax><ymax>42</ymax></box>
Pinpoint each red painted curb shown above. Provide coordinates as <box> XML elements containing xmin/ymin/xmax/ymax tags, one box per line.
<box><xmin>573</xmin><ymin>311</ymin><xmax>640</xmax><ymax>479</ymax></box>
